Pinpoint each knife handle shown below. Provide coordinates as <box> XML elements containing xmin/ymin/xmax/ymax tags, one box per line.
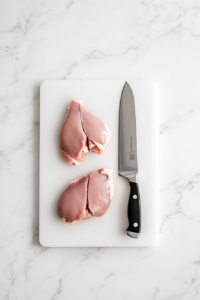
<box><xmin>126</xmin><ymin>182</ymin><xmax>141</xmax><ymax>238</ymax></box>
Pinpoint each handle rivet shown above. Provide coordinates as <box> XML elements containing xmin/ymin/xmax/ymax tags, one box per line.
<box><xmin>133</xmin><ymin>223</ymin><xmax>138</xmax><ymax>227</ymax></box>
<box><xmin>133</xmin><ymin>195</ymin><xmax>137</xmax><ymax>199</ymax></box>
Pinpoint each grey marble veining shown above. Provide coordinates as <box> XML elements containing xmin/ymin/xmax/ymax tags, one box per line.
<box><xmin>1</xmin><ymin>0</ymin><xmax>200</xmax><ymax>299</ymax></box>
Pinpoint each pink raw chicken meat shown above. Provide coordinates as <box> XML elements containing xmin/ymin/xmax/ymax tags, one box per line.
<box><xmin>58</xmin><ymin>169</ymin><xmax>114</xmax><ymax>224</ymax></box>
<box><xmin>60</xmin><ymin>100</ymin><xmax>111</xmax><ymax>165</ymax></box>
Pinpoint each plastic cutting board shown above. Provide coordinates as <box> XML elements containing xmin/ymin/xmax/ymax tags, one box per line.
<box><xmin>39</xmin><ymin>80</ymin><xmax>158</xmax><ymax>247</ymax></box>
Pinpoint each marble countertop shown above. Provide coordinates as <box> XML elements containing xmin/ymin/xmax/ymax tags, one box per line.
<box><xmin>1</xmin><ymin>0</ymin><xmax>200</xmax><ymax>299</ymax></box>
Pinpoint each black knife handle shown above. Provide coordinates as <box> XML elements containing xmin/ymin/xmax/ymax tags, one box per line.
<box><xmin>126</xmin><ymin>182</ymin><xmax>141</xmax><ymax>238</ymax></box>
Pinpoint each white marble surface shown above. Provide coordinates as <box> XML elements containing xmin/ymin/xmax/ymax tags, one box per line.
<box><xmin>1</xmin><ymin>0</ymin><xmax>200</xmax><ymax>299</ymax></box>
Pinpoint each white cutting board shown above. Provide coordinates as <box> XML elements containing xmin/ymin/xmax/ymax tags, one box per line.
<box><xmin>39</xmin><ymin>80</ymin><xmax>158</xmax><ymax>247</ymax></box>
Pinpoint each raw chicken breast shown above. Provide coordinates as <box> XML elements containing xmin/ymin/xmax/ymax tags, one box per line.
<box><xmin>60</xmin><ymin>100</ymin><xmax>111</xmax><ymax>165</ymax></box>
<box><xmin>58</xmin><ymin>169</ymin><xmax>114</xmax><ymax>224</ymax></box>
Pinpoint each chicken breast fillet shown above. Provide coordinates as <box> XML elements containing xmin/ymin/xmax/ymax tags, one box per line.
<box><xmin>60</xmin><ymin>100</ymin><xmax>111</xmax><ymax>165</ymax></box>
<box><xmin>58</xmin><ymin>169</ymin><xmax>114</xmax><ymax>224</ymax></box>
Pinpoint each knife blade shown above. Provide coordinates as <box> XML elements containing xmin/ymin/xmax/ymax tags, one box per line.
<box><xmin>118</xmin><ymin>82</ymin><xmax>141</xmax><ymax>238</ymax></box>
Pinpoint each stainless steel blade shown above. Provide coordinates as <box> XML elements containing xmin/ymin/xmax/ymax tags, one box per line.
<box><xmin>118</xmin><ymin>82</ymin><xmax>138</xmax><ymax>182</ymax></box>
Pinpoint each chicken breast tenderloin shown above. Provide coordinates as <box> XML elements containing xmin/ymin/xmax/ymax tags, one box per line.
<box><xmin>60</xmin><ymin>100</ymin><xmax>88</xmax><ymax>165</ymax></box>
<box><xmin>58</xmin><ymin>169</ymin><xmax>114</xmax><ymax>224</ymax></box>
<box><xmin>60</xmin><ymin>100</ymin><xmax>111</xmax><ymax>165</ymax></box>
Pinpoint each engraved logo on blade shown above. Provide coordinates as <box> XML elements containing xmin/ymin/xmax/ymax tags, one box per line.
<box><xmin>129</xmin><ymin>151</ymin><xmax>135</xmax><ymax>160</ymax></box>
<box><xmin>129</xmin><ymin>136</ymin><xmax>135</xmax><ymax>160</ymax></box>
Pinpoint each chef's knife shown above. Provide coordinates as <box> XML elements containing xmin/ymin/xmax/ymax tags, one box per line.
<box><xmin>118</xmin><ymin>82</ymin><xmax>141</xmax><ymax>238</ymax></box>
